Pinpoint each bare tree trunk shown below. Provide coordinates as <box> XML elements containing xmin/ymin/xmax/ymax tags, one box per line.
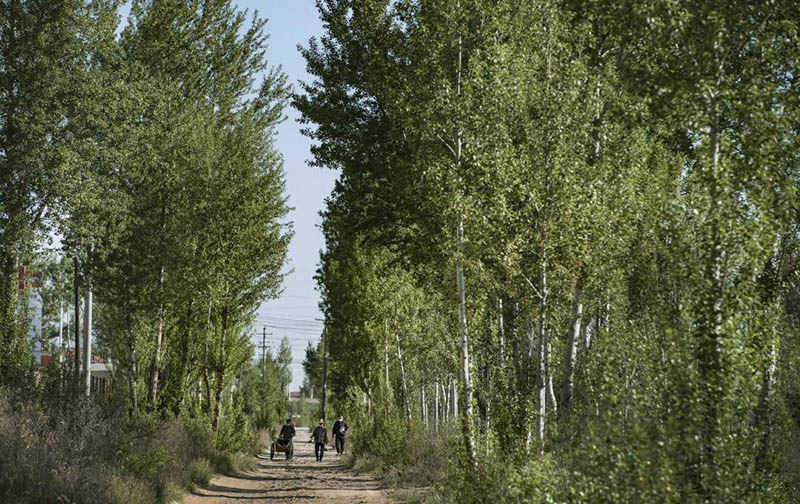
<box><xmin>176</xmin><ymin>298</ymin><xmax>193</xmax><ymax>410</ymax></box>
<box><xmin>547</xmin><ymin>340</ymin><xmax>557</xmax><ymax>416</ymax></box>
<box><xmin>421</xmin><ymin>385</ymin><xmax>427</xmax><ymax>427</ymax></box>
<box><xmin>441</xmin><ymin>378</ymin><xmax>450</xmax><ymax>423</ymax></box>
<box><xmin>212</xmin><ymin>371</ymin><xmax>225</xmax><ymax>432</ymax></box>
<box><xmin>452</xmin><ymin>376</ymin><xmax>458</xmax><ymax>419</ymax></box>
<box><xmin>434</xmin><ymin>379</ymin><xmax>440</xmax><ymax>431</ymax></box>
<box><xmin>384</xmin><ymin>339</ymin><xmax>390</xmax><ymax>385</ymax></box>
<box><xmin>535</xmin><ymin>259</ymin><xmax>549</xmax><ymax>456</ymax></box>
<box><xmin>755</xmin><ymin>329</ymin><xmax>779</xmax><ymax>472</ymax></box>
<box><xmin>393</xmin><ymin>321</ymin><xmax>412</xmax><ymax>422</ymax></box>
<box><xmin>126</xmin><ymin>311</ymin><xmax>139</xmax><ymax>412</ymax></box>
<box><xmin>523</xmin><ymin>324</ymin><xmax>534</xmax><ymax>455</ymax></box>
<box><xmin>583</xmin><ymin>316</ymin><xmax>596</xmax><ymax>350</ymax></box>
<box><xmin>699</xmin><ymin>109</ymin><xmax>724</xmax><ymax>490</ymax></box>
<box><xmin>147</xmin><ymin>265</ymin><xmax>166</xmax><ymax>406</ymax></box>
<box><xmin>560</xmin><ymin>283</ymin><xmax>583</xmax><ymax>420</ymax></box>
<box><xmin>213</xmin><ymin>308</ymin><xmax>229</xmax><ymax>432</ymax></box>
<box><xmin>73</xmin><ymin>256</ymin><xmax>80</xmax><ymax>389</ymax></box>
<box><xmin>456</xmin><ymin>219</ymin><xmax>476</xmax><ymax>465</ymax></box>
<box><xmin>498</xmin><ymin>297</ymin><xmax>505</xmax><ymax>361</ymax></box>
<box><xmin>83</xmin><ymin>285</ymin><xmax>93</xmax><ymax>396</ymax></box>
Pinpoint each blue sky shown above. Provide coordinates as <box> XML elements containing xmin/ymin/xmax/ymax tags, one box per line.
<box><xmin>237</xmin><ymin>1</ymin><xmax>334</xmax><ymax>390</ymax></box>
<box><xmin>117</xmin><ymin>1</ymin><xmax>333</xmax><ymax>390</ymax></box>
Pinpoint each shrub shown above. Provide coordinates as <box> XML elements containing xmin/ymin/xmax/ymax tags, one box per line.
<box><xmin>0</xmin><ymin>391</ymin><xmax>261</xmax><ymax>504</ymax></box>
<box><xmin>186</xmin><ymin>458</ymin><xmax>213</xmax><ymax>488</ymax></box>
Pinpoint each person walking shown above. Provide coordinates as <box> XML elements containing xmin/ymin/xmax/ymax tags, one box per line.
<box><xmin>279</xmin><ymin>418</ymin><xmax>296</xmax><ymax>441</ymax></box>
<box><xmin>332</xmin><ymin>415</ymin><xmax>348</xmax><ymax>455</ymax></box>
<box><xmin>310</xmin><ymin>419</ymin><xmax>328</xmax><ymax>461</ymax></box>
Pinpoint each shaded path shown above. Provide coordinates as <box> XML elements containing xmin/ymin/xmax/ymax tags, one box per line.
<box><xmin>182</xmin><ymin>427</ymin><xmax>392</xmax><ymax>504</ymax></box>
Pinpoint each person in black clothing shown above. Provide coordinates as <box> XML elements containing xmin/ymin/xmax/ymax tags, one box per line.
<box><xmin>332</xmin><ymin>415</ymin><xmax>348</xmax><ymax>455</ymax></box>
<box><xmin>310</xmin><ymin>419</ymin><xmax>328</xmax><ymax>461</ymax></box>
<box><xmin>279</xmin><ymin>418</ymin><xmax>296</xmax><ymax>441</ymax></box>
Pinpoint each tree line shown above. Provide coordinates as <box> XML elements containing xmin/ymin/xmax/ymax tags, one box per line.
<box><xmin>0</xmin><ymin>0</ymin><xmax>292</xmax><ymax>435</ymax></box>
<box><xmin>297</xmin><ymin>0</ymin><xmax>800</xmax><ymax>501</ymax></box>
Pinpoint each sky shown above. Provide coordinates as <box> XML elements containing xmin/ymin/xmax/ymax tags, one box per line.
<box><xmin>116</xmin><ymin>1</ymin><xmax>334</xmax><ymax>391</ymax></box>
<box><xmin>235</xmin><ymin>1</ymin><xmax>335</xmax><ymax>391</ymax></box>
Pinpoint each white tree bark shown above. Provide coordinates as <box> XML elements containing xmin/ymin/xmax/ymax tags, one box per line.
<box><xmin>442</xmin><ymin>382</ymin><xmax>447</xmax><ymax>423</ymax></box>
<box><xmin>535</xmin><ymin>260</ymin><xmax>548</xmax><ymax>456</ymax></box>
<box><xmin>421</xmin><ymin>385</ymin><xmax>428</xmax><ymax>426</ymax></box>
<box><xmin>583</xmin><ymin>316</ymin><xmax>596</xmax><ymax>350</ymax></box>
<box><xmin>559</xmin><ymin>284</ymin><xmax>583</xmax><ymax>419</ymax></box>
<box><xmin>547</xmin><ymin>340</ymin><xmax>557</xmax><ymax>416</ymax></box>
<box><xmin>434</xmin><ymin>379</ymin><xmax>440</xmax><ymax>431</ymax></box>
<box><xmin>82</xmin><ymin>286</ymin><xmax>92</xmax><ymax>396</ymax></box>
<box><xmin>394</xmin><ymin>324</ymin><xmax>412</xmax><ymax>422</ymax></box>
<box><xmin>452</xmin><ymin>376</ymin><xmax>459</xmax><ymax>419</ymax></box>
<box><xmin>148</xmin><ymin>265</ymin><xmax>165</xmax><ymax>406</ymax></box>
<box><xmin>498</xmin><ymin>297</ymin><xmax>505</xmax><ymax>362</ymax></box>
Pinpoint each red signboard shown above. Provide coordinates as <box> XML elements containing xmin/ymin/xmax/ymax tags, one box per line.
<box><xmin>18</xmin><ymin>266</ymin><xmax>25</xmax><ymax>294</ymax></box>
<box><xmin>17</xmin><ymin>266</ymin><xmax>43</xmax><ymax>294</ymax></box>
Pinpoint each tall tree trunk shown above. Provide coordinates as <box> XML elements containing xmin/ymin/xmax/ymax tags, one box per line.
<box><xmin>213</xmin><ymin>307</ymin><xmax>229</xmax><ymax>432</ymax></box>
<box><xmin>456</xmin><ymin>215</ymin><xmax>476</xmax><ymax>465</ymax></box>
<box><xmin>394</xmin><ymin>322</ymin><xmax>412</xmax><ymax>422</ymax></box>
<box><xmin>559</xmin><ymin>283</ymin><xmax>583</xmax><ymax>420</ymax></box>
<box><xmin>128</xmin><ymin>315</ymin><xmax>138</xmax><ymax>412</ymax></box>
<box><xmin>384</xmin><ymin>339</ymin><xmax>390</xmax><ymax>385</ymax></box>
<box><xmin>421</xmin><ymin>385</ymin><xmax>427</xmax><ymax>426</ymax></box>
<box><xmin>434</xmin><ymin>379</ymin><xmax>440</xmax><ymax>431</ymax></box>
<box><xmin>83</xmin><ymin>283</ymin><xmax>93</xmax><ymax>396</ymax></box>
<box><xmin>175</xmin><ymin>297</ymin><xmax>193</xmax><ymax>412</ymax></box>
<box><xmin>702</xmin><ymin>110</ymin><xmax>724</xmax><ymax>485</ymax></box>
<box><xmin>535</xmin><ymin>257</ymin><xmax>548</xmax><ymax>456</ymax></box>
<box><xmin>498</xmin><ymin>297</ymin><xmax>505</xmax><ymax>362</ymax></box>
<box><xmin>147</xmin><ymin>265</ymin><xmax>166</xmax><ymax>406</ymax></box>
<box><xmin>583</xmin><ymin>316</ymin><xmax>596</xmax><ymax>350</ymax></box>
<box><xmin>73</xmin><ymin>256</ymin><xmax>81</xmax><ymax>389</ymax></box>
<box><xmin>546</xmin><ymin>340</ymin><xmax>557</xmax><ymax>416</ymax></box>
<box><xmin>452</xmin><ymin>376</ymin><xmax>458</xmax><ymax>419</ymax></box>
<box><xmin>441</xmin><ymin>378</ymin><xmax>450</xmax><ymax>423</ymax></box>
<box><xmin>534</xmin><ymin>7</ymin><xmax>554</xmax><ymax>456</ymax></box>
<box><xmin>212</xmin><ymin>370</ymin><xmax>225</xmax><ymax>432</ymax></box>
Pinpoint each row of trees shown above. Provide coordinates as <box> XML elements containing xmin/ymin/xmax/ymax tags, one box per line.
<box><xmin>0</xmin><ymin>0</ymin><xmax>291</xmax><ymax>435</ymax></box>
<box><xmin>298</xmin><ymin>0</ymin><xmax>800</xmax><ymax>501</ymax></box>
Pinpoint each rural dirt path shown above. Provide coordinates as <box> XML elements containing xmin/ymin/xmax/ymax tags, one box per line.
<box><xmin>182</xmin><ymin>426</ymin><xmax>393</xmax><ymax>504</ymax></box>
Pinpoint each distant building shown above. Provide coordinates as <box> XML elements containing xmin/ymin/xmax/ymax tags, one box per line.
<box><xmin>25</xmin><ymin>291</ymin><xmax>43</xmax><ymax>363</ymax></box>
<box><xmin>40</xmin><ymin>351</ymin><xmax>113</xmax><ymax>394</ymax></box>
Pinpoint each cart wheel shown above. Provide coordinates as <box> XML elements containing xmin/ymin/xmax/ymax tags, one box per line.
<box><xmin>270</xmin><ymin>442</ymin><xmax>275</xmax><ymax>460</ymax></box>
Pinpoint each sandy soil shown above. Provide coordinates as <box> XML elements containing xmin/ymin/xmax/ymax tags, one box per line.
<box><xmin>182</xmin><ymin>427</ymin><xmax>393</xmax><ymax>504</ymax></box>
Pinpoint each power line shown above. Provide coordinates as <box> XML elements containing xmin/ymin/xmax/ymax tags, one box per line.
<box><xmin>256</xmin><ymin>314</ymin><xmax>323</xmax><ymax>324</ymax></box>
<box><xmin>257</xmin><ymin>316</ymin><xmax>322</xmax><ymax>329</ymax></box>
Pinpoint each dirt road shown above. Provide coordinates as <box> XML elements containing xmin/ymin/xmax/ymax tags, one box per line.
<box><xmin>182</xmin><ymin>427</ymin><xmax>392</xmax><ymax>504</ymax></box>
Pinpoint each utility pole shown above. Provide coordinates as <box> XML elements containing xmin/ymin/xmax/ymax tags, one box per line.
<box><xmin>258</xmin><ymin>327</ymin><xmax>271</xmax><ymax>376</ymax></box>
<box><xmin>320</xmin><ymin>324</ymin><xmax>328</xmax><ymax>422</ymax></box>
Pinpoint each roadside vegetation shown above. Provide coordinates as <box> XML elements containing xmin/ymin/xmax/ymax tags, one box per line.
<box><xmin>297</xmin><ymin>1</ymin><xmax>800</xmax><ymax>502</ymax></box>
<box><xmin>0</xmin><ymin>1</ymin><xmax>291</xmax><ymax>503</ymax></box>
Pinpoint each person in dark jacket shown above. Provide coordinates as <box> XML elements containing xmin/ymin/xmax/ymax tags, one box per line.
<box><xmin>310</xmin><ymin>419</ymin><xmax>328</xmax><ymax>461</ymax></box>
<box><xmin>279</xmin><ymin>418</ymin><xmax>296</xmax><ymax>441</ymax></box>
<box><xmin>332</xmin><ymin>415</ymin><xmax>348</xmax><ymax>455</ymax></box>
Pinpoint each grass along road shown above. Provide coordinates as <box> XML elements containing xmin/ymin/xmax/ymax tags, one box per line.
<box><xmin>181</xmin><ymin>426</ymin><xmax>392</xmax><ymax>504</ymax></box>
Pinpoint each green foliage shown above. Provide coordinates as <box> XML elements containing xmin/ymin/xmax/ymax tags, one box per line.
<box><xmin>0</xmin><ymin>1</ymin><xmax>293</xmax><ymax>500</ymax></box>
<box><xmin>298</xmin><ymin>0</ymin><xmax>800</xmax><ymax>501</ymax></box>
<box><xmin>186</xmin><ymin>458</ymin><xmax>213</xmax><ymax>489</ymax></box>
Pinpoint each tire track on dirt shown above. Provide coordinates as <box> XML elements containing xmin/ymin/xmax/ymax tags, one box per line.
<box><xmin>181</xmin><ymin>427</ymin><xmax>392</xmax><ymax>504</ymax></box>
